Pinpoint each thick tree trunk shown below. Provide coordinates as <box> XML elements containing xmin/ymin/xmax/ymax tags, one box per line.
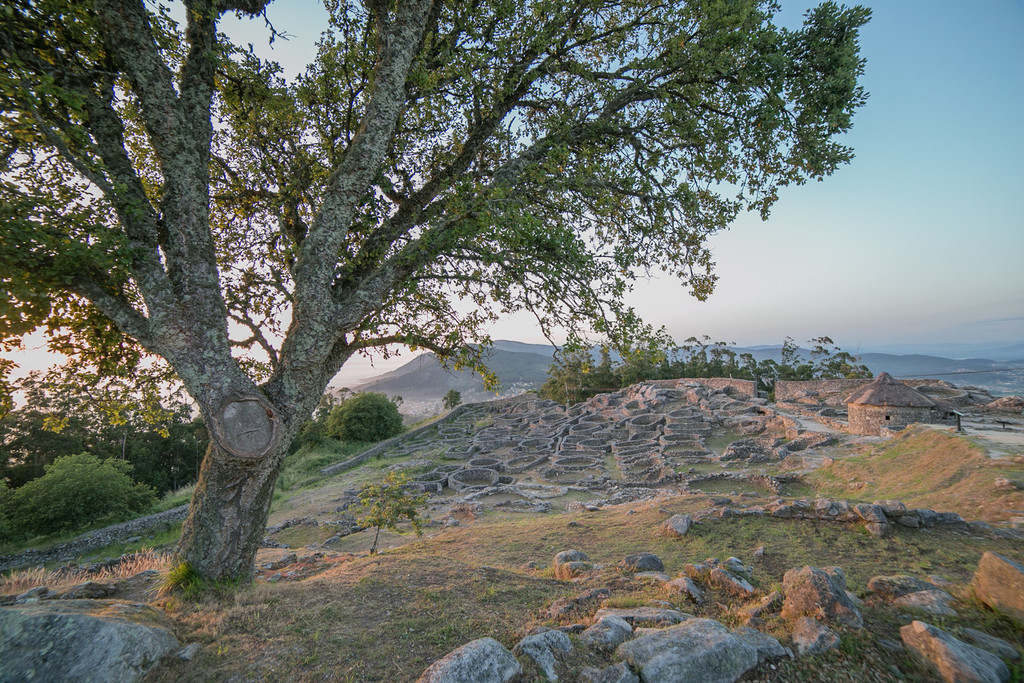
<box><xmin>174</xmin><ymin>440</ymin><xmax>287</xmax><ymax>582</ymax></box>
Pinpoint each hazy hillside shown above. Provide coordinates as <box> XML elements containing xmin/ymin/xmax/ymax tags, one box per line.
<box><xmin>355</xmin><ymin>340</ymin><xmax>1024</xmax><ymax>405</ymax></box>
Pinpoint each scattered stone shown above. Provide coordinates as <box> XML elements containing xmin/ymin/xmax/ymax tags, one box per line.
<box><xmin>993</xmin><ymin>478</ymin><xmax>1021</xmax><ymax>492</ymax></box>
<box><xmin>56</xmin><ymin>581</ymin><xmax>116</xmax><ymax>600</ymax></box>
<box><xmin>417</xmin><ymin>637</ymin><xmax>521</xmax><ymax>683</ymax></box>
<box><xmin>853</xmin><ymin>503</ymin><xmax>887</xmax><ymax>524</ymax></box>
<box><xmin>752</xmin><ymin>545</ymin><xmax>765</xmax><ymax>559</ymax></box>
<box><xmin>14</xmin><ymin>586</ymin><xmax>50</xmax><ymax>603</ymax></box>
<box><xmin>864</xmin><ymin>522</ymin><xmax>890</xmax><ymax>538</ymax></box>
<box><xmin>545</xmin><ymin>588</ymin><xmax>611</xmax><ymax>619</ymax></box>
<box><xmin>553</xmin><ymin>550</ymin><xmax>593</xmax><ymax>580</ymax></box>
<box><xmin>732</xmin><ymin>626</ymin><xmax>789</xmax><ymax>663</ymax></box>
<box><xmin>616</xmin><ymin>618</ymin><xmax>759</xmax><ymax>683</ymax></box>
<box><xmin>781</xmin><ymin>565</ymin><xmax>863</xmax><ymax>628</ymax></box>
<box><xmin>619</xmin><ymin>553</ymin><xmax>664</xmax><ymax>573</ymax></box>
<box><xmin>959</xmin><ymin>628</ymin><xmax>1020</xmax><ymax>661</ymax></box>
<box><xmin>873</xmin><ymin>499</ymin><xmax>907</xmax><ymax>515</ymax></box>
<box><xmin>580</xmin><ymin>615</ymin><xmax>633</xmax><ymax>652</ymax></box>
<box><xmin>567</xmin><ymin>521</ymin><xmax>582</xmax><ymax>528</ymax></box>
<box><xmin>0</xmin><ymin>600</ymin><xmax>179</xmax><ymax>683</ymax></box>
<box><xmin>900</xmin><ymin>621</ymin><xmax>1009</xmax><ymax>683</ymax></box>
<box><xmin>892</xmin><ymin>590</ymin><xmax>957</xmax><ymax>616</ymax></box>
<box><xmin>707</xmin><ymin>567</ymin><xmax>755</xmax><ymax>597</ymax></box>
<box><xmin>593</xmin><ymin>606</ymin><xmax>690</xmax><ymax>628</ymax></box>
<box><xmin>634</xmin><ymin>571</ymin><xmax>671</xmax><ymax>583</ymax></box>
<box><xmin>971</xmin><ymin>552</ymin><xmax>1024</xmax><ymax>621</ymax></box>
<box><xmin>663</xmin><ymin>514</ymin><xmax>692</xmax><ymax>537</ymax></box>
<box><xmin>579</xmin><ymin>662</ymin><xmax>640</xmax><ymax>683</ymax></box>
<box><xmin>791</xmin><ymin>617</ymin><xmax>840</xmax><ymax>657</ymax></box>
<box><xmin>665</xmin><ymin>577</ymin><xmax>706</xmax><ymax>605</ymax></box>
<box><xmin>867</xmin><ymin>574</ymin><xmax>934</xmax><ymax>600</ymax></box>
<box><xmin>740</xmin><ymin>591</ymin><xmax>783</xmax><ymax>619</ymax></box>
<box><xmin>513</xmin><ymin>629</ymin><xmax>572</xmax><ymax>681</ymax></box>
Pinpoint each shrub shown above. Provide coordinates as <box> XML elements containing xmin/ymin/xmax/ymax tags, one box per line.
<box><xmin>326</xmin><ymin>393</ymin><xmax>404</xmax><ymax>443</ymax></box>
<box><xmin>354</xmin><ymin>472</ymin><xmax>428</xmax><ymax>555</ymax></box>
<box><xmin>442</xmin><ymin>389</ymin><xmax>462</xmax><ymax>410</ymax></box>
<box><xmin>1</xmin><ymin>453</ymin><xmax>156</xmax><ymax>539</ymax></box>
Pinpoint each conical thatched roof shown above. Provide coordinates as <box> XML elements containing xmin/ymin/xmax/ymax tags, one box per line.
<box><xmin>845</xmin><ymin>372</ymin><xmax>936</xmax><ymax>408</ymax></box>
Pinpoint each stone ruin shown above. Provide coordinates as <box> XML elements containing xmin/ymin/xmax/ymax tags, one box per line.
<box><xmin>333</xmin><ymin>380</ymin><xmax>831</xmax><ymax>516</ymax></box>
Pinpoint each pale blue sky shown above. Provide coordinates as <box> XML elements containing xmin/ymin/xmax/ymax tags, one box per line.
<box><xmin>229</xmin><ymin>1</ymin><xmax>1024</xmax><ymax>383</ymax></box>
<box><xmin>7</xmin><ymin>1</ymin><xmax>1023</xmax><ymax>385</ymax></box>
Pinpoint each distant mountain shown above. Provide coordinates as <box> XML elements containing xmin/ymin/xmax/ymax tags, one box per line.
<box><xmin>356</xmin><ymin>347</ymin><xmax>552</xmax><ymax>402</ymax></box>
<box><xmin>354</xmin><ymin>340</ymin><xmax>1024</xmax><ymax>406</ymax></box>
<box><xmin>860</xmin><ymin>341</ymin><xmax>1024</xmax><ymax>361</ymax></box>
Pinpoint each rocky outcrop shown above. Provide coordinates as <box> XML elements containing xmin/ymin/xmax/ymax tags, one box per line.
<box><xmin>791</xmin><ymin>617</ymin><xmax>840</xmax><ymax>657</ymax></box>
<box><xmin>616</xmin><ymin>618</ymin><xmax>759</xmax><ymax>683</ymax></box>
<box><xmin>971</xmin><ymin>552</ymin><xmax>1024</xmax><ymax>621</ymax></box>
<box><xmin>900</xmin><ymin>621</ymin><xmax>1009</xmax><ymax>683</ymax></box>
<box><xmin>513</xmin><ymin>629</ymin><xmax>571</xmax><ymax>681</ymax></box>
<box><xmin>781</xmin><ymin>565</ymin><xmax>862</xmax><ymax>628</ymax></box>
<box><xmin>417</xmin><ymin>637</ymin><xmax>521</xmax><ymax>683</ymax></box>
<box><xmin>580</xmin><ymin>615</ymin><xmax>633</xmax><ymax>652</ymax></box>
<box><xmin>0</xmin><ymin>599</ymin><xmax>179</xmax><ymax>683</ymax></box>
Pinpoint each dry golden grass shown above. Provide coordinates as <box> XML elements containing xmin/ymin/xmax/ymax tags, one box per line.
<box><xmin>809</xmin><ymin>426</ymin><xmax>1024</xmax><ymax>523</ymax></box>
<box><xmin>0</xmin><ymin>547</ymin><xmax>169</xmax><ymax>596</ymax></box>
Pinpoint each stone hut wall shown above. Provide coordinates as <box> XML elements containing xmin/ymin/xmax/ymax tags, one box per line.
<box><xmin>848</xmin><ymin>404</ymin><xmax>934</xmax><ymax>436</ymax></box>
<box><xmin>646</xmin><ymin>378</ymin><xmax>757</xmax><ymax>398</ymax></box>
<box><xmin>776</xmin><ymin>378</ymin><xmax>936</xmax><ymax>406</ymax></box>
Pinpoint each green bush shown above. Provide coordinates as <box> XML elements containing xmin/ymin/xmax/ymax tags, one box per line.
<box><xmin>1</xmin><ymin>453</ymin><xmax>156</xmax><ymax>539</ymax></box>
<box><xmin>326</xmin><ymin>393</ymin><xmax>404</xmax><ymax>443</ymax></box>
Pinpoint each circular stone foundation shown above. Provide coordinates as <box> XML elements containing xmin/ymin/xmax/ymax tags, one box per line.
<box><xmin>448</xmin><ymin>468</ymin><xmax>500</xmax><ymax>491</ymax></box>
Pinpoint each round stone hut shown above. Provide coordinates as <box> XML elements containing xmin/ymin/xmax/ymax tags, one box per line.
<box><xmin>845</xmin><ymin>372</ymin><xmax>936</xmax><ymax>435</ymax></box>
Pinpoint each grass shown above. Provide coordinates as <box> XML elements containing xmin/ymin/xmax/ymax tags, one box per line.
<box><xmin>0</xmin><ymin>547</ymin><xmax>169</xmax><ymax>596</ymax></box>
<box><xmin>277</xmin><ymin>440</ymin><xmax>375</xmax><ymax>491</ymax></box>
<box><xmin>139</xmin><ymin>496</ymin><xmax>1023</xmax><ymax>682</ymax></box>
<box><xmin>808</xmin><ymin>426</ymin><xmax>1024</xmax><ymax>523</ymax></box>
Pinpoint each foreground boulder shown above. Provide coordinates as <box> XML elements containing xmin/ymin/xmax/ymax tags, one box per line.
<box><xmin>781</xmin><ymin>565</ymin><xmax>863</xmax><ymax>628</ymax></box>
<box><xmin>971</xmin><ymin>552</ymin><xmax>1024</xmax><ymax>621</ymax></box>
<box><xmin>418</xmin><ymin>637</ymin><xmax>521</xmax><ymax>683</ymax></box>
<box><xmin>616</xmin><ymin>618</ymin><xmax>758</xmax><ymax>683</ymax></box>
<box><xmin>513</xmin><ymin>629</ymin><xmax>572</xmax><ymax>681</ymax></box>
<box><xmin>900</xmin><ymin>621</ymin><xmax>1009</xmax><ymax>683</ymax></box>
<box><xmin>0</xmin><ymin>600</ymin><xmax>179</xmax><ymax>683</ymax></box>
<box><xmin>553</xmin><ymin>550</ymin><xmax>593</xmax><ymax>580</ymax></box>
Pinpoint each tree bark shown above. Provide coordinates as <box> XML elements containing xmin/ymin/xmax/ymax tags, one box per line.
<box><xmin>174</xmin><ymin>439</ymin><xmax>287</xmax><ymax>582</ymax></box>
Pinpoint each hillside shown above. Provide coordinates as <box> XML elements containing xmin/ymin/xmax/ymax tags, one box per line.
<box><xmin>353</xmin><ymin>340</ymin><xmax>1024</xmax><ymax>405</ymax></box>
<box><xmin>2</xmin><ymin>381</ymin><xmax>1023</xmax><ymax>681</ymax></box>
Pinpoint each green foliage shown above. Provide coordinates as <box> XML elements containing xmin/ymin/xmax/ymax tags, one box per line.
<box><xmin>1</xmin><ymin>453</ymin><xmax>156</xmax><ymax>540</ymax></box>
<box><xmin>541</xmin><ymin>335</ymin><xmax>872</xmax><ymax>403</ymax></box>
<box><xmin>441</xmin><ymin>390</ymin><xmax>462</xmax><ymax>411</ymax></box>
<box><xmin>355</xmin><ymin>472</ymin><xmax>429</xmax><ymax>555</ymax></box>
<box><xmin>0</xmin><ymin>372</ymin><xmax>207</xmax><ymax>495</ymax></box>
<box><xmin>326</xmin><ymin>393</ymin><xmax>404</xmax><ymax>443</ymax></box>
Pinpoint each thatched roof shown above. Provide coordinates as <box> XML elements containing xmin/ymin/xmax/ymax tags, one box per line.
<box><xmin>845</xmin><ymin>372</ymin><xmax>936</xmax><ymax>408</ymax></box>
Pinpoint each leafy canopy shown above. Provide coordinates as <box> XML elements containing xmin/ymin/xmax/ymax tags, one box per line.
<box><xmin>326</xmin><ymin>392</ymin><xmax>404</xmax><ymax>442</ymax></box>
<box><xmin>355</xmin><ymin>471</ymin><xmax>428</xmax><ymax>555</ymax></box>
<box><xmin>0</xmin><ymin>0</ymin><xmax>870</xmax><ymax>422</ymax></box>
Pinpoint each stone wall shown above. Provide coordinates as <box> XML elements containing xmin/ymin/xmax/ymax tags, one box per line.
<box><xmin>776</xmin><ymin>378</ymin><xmax>936</xmax><ymax>406</ymax></box>
<box><xmin>647</xmin><ymin>378</ymin><xmax>757</xmax><ymax>398</ymax></box>
<box><xmin>848</xmin><ymin>404</ymin><xmax>934</xmax><ymax>436</ymax></box>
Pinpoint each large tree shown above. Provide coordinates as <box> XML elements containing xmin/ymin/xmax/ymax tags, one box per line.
<box><xmin>0</xmin><ymin>0</ymin><xmax>869</xmax><ymax>580</ymax></box>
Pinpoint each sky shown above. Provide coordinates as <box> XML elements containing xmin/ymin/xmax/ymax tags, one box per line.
<box><xmin>5</xmin><ymin>1</ymin><xmax>1024</xmax><ymax>386</ymax></box>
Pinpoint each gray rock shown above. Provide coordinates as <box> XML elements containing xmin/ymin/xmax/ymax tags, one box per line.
<box><xmin>593</xmin><ymin>606</ymin><xmax>690</xmax><ymax>628</ymax></box>
<box><xmin>707</xmin><ymin>567</ymin><xmax>755</xmax><ymax>597</ymax></box>
<box><xmin>663</xmin><ymin>514</ymin><xmax>692</xmax><ymax>537</ymax></box>
<box><xmin>873</xmin><ymin>499</ymin><xmax>907</xmax><ymax>515</ymax></box>
<box><xmin>545</xmin><ymin>588</ymin><xmax>611</xmax><ymax>619</ymax></box>
<box><xmin>417</xmin><ymin>637</ymin><xmax>521</xmax><ymax>683</ymax></box>
<box><xmin>175</xmin><ymin>643</ymin><xmax>202</xmax><ymax>661</ymax></box>
<box><xmin>959</xmin><ymin>628</ymin><xmax>1020</xmax><ymax>661</ymax></box>
<box><xmin>867</xmin><ymin>574</ymin><xmax>933</xmax><ymax>599</ymax></box>
<box><xmin>57</xmin><ymin>581</ymin><xmax>115</xmax><ymax>600</ymax></box>
<box><xmin>620</xmin><ymin>553</ymin><xmax>664</xmax><ymax>573</ymax></box>
<box><xmin>853</xmin><ymin>503</ymin><xmax>887</xmax><ymax>524</ymax></box>
<box><xmin>900</xmin><ymin>621</ymin><xmax>1009</xmax><ymax>683</ymax></box>
<box><xmin>972</xmin><ymin>552</ymin><xmax>1024</xmax><ymax>621</ymax></box>
<box><xmin>892</xmin><ymin>589</ymin><xmax>957</xmax><ymax>616</ymax></box>
<box><xmin>732</xmin><ymin>626</ymin><xmax>789</xmax><ymax>663</ymax></box>
<box><xmin>14</xmin><ymin>586</ymin><xmax>49</xmax><ymax>603</ymax></box>
<box><xmin>579</xmin><ymin>662</ymin><xmax>640</xmax><ymax>683</ymax></box>
<box><xmin>616</xmin><ymin>618</ymin><xmax>758</xmax><ymax>683</ymax></box>
<box><xmin>514</xmin><ymin>629</ymin><xmax>572</xmax><ymax>681</ymax></box>
<box><xmin>580</xmin><ymin>615</ymin><xmax>634</xmax><ymax>652</ymax></box>
<box><xmin>553</xmin><ymin>550</ymin><xmax>593</xmax><ymax>580</ymax></box>
<box><xmin>791</xmin><ymin>617</ymin><xmax>840</xmax><ymax>657</ymax></box>
<box><xmin>740</xmin><ymin>591</ymin><xmax>783</xmax><ymax>618</ymax></box>
<box><xmin>865</xmin><ymin>522</ymin><xmax>891</xmax><ymax>538</ymax></box>
<box><xmin>665</xmin><ymin>577</ymin><xmax>706</xmax><ymax>605</ymax></box>
<box><xmin>781</xmin><ymin>565</ymin><xmax>863</xmax><ymax>628</ymax></box>
<box><xmin>635</xmin><ymin>571</ymin><xmax>671</xmax><ymax>583</ymax></box>
<box><xmin>0</xmin><ymin>600</ymin><xmax>179</xmax><ymax>683</ymax></box>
